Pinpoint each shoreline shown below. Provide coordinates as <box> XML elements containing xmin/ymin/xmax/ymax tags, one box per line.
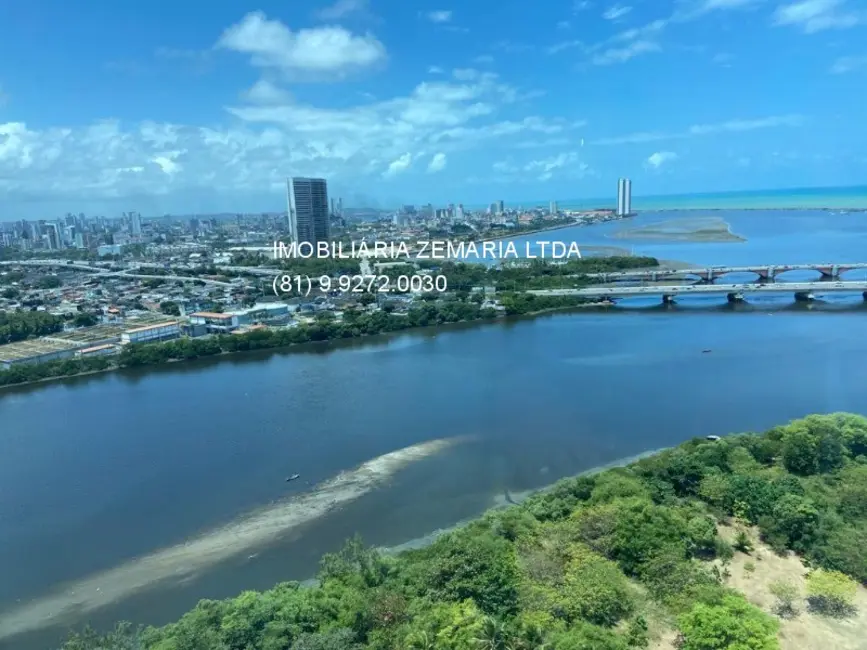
<box><xmin>0</xmin><ymin>303</ymin><xmax>608</xmax><ymax>394</ymax></box>
<box><xmin>377</xmin><ymin>446</ymin><xmax>669</xmax><ymax>557</ymax></box>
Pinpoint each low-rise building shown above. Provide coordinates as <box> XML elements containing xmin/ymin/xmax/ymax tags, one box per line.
<box><xmin>121</xmin><ymin>321</ymin><xmax>181</xmax><ymax>344</ymax></box>
<box><xmin>76</xmin><ymin>343</ymin><xmax>119</xmax><ymax>358</ymax></box>
<box><xmin>189</xmin><ymin>311</ymin><xmax>239</xmax><ymax>333</ymax></box>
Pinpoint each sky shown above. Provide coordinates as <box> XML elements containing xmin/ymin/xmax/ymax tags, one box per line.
<box><xmin>1</xmin><ymin>0</ymin><xmax>866</xmax><ymax>219</ymax></box>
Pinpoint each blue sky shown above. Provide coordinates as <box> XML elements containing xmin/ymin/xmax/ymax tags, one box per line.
<box><xmin>1</xmin><ymin>0</ymin><xmax>866</xmax><ymax>219</ymax></box>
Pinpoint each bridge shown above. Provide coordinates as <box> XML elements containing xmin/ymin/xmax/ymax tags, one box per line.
<box><xmin>530</xmin><ymin>281</ymin><xmax>867</xmax><ymax>304</ymax></box>
<box><xmin>585</xmin><ymin>263</ymin><xmax>867</xmax><ymax>283</ymax></box>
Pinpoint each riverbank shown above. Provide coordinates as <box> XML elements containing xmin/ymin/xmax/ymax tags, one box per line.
<box><xmin>0</xmin><ymin>299</ymin><xmax>606</xmax><ymax>393</ymax></box>
<box><xmin>610</xmin><ymin>216</ymin><xmax>746</xmax><ymax>243</ymax></box>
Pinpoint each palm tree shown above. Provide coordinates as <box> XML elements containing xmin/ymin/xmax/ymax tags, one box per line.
<box><xmin>406</xmin><ymin>630</ymin><xmax>435</xmax><ymax>650</ymax></box>
<box><xmin>475</xmin><ymin>616</ymin><xmax>508</xmax><ymax>650</ymax></box>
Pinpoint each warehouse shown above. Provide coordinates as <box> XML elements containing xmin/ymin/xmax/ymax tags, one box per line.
<box><xmin>121</xmin><ymin>321</ymin><xmax>181</xmax><ymax>344</ymax></box>
<box><xmin>0</xmin><ymin>339</ymin><xmax>81</xmax><ymax>370</ymax></box>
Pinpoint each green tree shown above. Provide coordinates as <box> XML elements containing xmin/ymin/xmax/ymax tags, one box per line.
<box><xmin>677</xmin><ymin>595</ymin><xmax>779</xmax><ymax>650</ymax></box>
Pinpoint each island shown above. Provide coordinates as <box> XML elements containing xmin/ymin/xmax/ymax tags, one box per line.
<box><xmin>610</xmin><ymin>217</ymin><xmax>746</xmax><ymax>243</ymax></box>
<box><xmin>55</xmin><ymin>412</ymin><xmax>867</xmax><ymax>650</ymax></box>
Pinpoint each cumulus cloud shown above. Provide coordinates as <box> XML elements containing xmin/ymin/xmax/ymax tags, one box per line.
<box><xmin>426</xmin><ymin>10</ymin><xmax>453</xmax><ymax>23</ymax></box>
<box><xmin>242</xmin><ymin>80</ymin><xmax>293</xmax><ymax>104</ymax></box>
<box><xmin>645</xmin><ymin>151</ymin><xmax>677</xmax><ymax>168</ymax></box>
<box><xmin>773</xmin><ymin>0</ymin><xmax>863</xmax><ymax>33</ymax></box>
<box><xmin>216</xmin><ymin>12</ymin><xmax>386</xmax><ymax>79</ymax></box>
<box><xmin>427</xmin><ymin>152</ymin><xmax>447</xmax><ymax>173</ymax></box>
<box><xmin>383</xmin><ymin>153</ymin><xmax>412</xmax><ymax>178</ymax></box>
<box><xmin>0</xmin><ymin>59</ymin><xmax>574</xmax><ymax>215</ymax></box>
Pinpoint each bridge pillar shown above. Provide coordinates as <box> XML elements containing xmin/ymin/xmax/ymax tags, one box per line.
<box><xmin>794</xmin><ymin>291</ymin><xmax>815</xmax><ymax>302</ymax></box>
<box><xmin>816</xmin><ymin>266</ymin><xmax>838</xmax><ymax>279</ymax></box>
<box><xmin>662</xmin><ymin>294</ymin><xmax>675</xmax><ymax>305</ymax></box>
<box><xmin>727</xmin><ymin>292</ymin><xmax>744</xmax><ymax>303</ymax></box>
<box><xmin>650</xmin><ymin>272</ymin><xmax>658</xmax><ymax>282</ymax></box>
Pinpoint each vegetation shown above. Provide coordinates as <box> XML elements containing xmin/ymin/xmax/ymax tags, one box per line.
<box><xmin>59</xmin><ymin>413</ymin><xmax>867</xmax><ymax>650</ymax></box>
<box><xmin>805</xmin><ymin>569</ymin><xmax>858</xmax><ymax>617</ymax></box>
<box><xmin>0</xmin><ymin>310</ymin><xmax>66</xmax><ymax>344</ymax></box>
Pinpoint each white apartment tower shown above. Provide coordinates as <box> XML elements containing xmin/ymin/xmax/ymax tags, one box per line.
<box><xmin>287</xmin><ymin>177</ymin><xmax>330</xmax><ymax>245</ymax></box>
<box><xmin>616</xmin><ymin>178</ymin><xmax>632</xmax><ymax>217</ymax></box>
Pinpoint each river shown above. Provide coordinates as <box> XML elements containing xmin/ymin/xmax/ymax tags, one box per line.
<box><xmin>1</xmin><ymin>208</ymin><xmax>867</xmax><ymax>649</ymax></box>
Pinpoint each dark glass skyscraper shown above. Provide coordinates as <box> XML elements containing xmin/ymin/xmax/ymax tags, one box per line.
<box><xmin>287</xmin><ymin>177</ymin><xmax>330</xmax><ymax>245</ymax></box>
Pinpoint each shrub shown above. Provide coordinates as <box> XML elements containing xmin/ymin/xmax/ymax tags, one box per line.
<box><xmin>768</xmin><ymin>579</ymin><xmax>799</xmax><ymax>619</ymax></box>
<box><xmin>678</xmin><ymin>595</ymin><xmax>779</xmax><ymax>650</ymax></box>
<box><xmin>805</xmin><ymin>569</ymin><xmax>858</xmax><ymax>617</ymax></box>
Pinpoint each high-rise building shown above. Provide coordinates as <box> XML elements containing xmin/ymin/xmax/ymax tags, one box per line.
<box><xmin>549</xmin><ymin>201</ymin><xmax>558</xmax><ymax>215</ymax></box>
<box><xmin>287</xmin><ymin>177</ymin><xmax>330</xmax><ymax>245</ymax></box>
<box><xmin>43</xmin><ymin>223</ymin><xmax>60</xmax><ymax>250</ymax></box>
<box><xmin>130</xmin><ymin>212</ymin><xmax>142</xmax><ymax>236</ymax></box>
<box><xmin>496</xmin><ymin>200</ymin><xmax>504</xmax><ymax>214</ymax></box>
<box><xmin>616</xmin><ymin>178</ymin><xmax>632</xmax><ymax>217</ymax></box>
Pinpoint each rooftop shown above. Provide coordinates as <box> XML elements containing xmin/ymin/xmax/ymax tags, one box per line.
<box><xmin>0</xmin><ymin>338</ymin><xmax>80</xmax><ymax>362</ymax></box>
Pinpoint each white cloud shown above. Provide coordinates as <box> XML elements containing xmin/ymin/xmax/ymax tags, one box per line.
<box><xmin>700</xmin><ymin>0</ymin><xmax>762</xmax><ymax>9</ymax></box>
<box><xmin>0</xmin><ymin>61</ymin><xmax>574</xmax><ymax>214</ymax></box>
<box><xmin>242</xmin><ymin>80</ymin><xmax>293</xmax><ymax>104</ymax></box>
<box><xmin>426</xmin><ymin>10</ymin><xmax>453</xmax><ymax>23</ymax></box>
<box><xmin>315</xmin><ymin>0</ymin><xmax>368</xmax><ymax>20</ymax></box>
<box><xmin>574</xmin><ymin>0</ymin><xmax>592</xmax><ymax>11</ymax></box>
<box><xmin>773</xmin><ymin>0</ymin><xmax>863</xmax><ymax>33</ymax></box>
<box><xmin>557</xmin><ymin>20</ymin><xmax>572</xmax><ymax>29</ymax></box>
<box><xmin>603</xmin><ymin>5</ymin><xmax>633</xmax><ymax>20</ymax></box>
<box><xmin>687</xmin><ymin>114</ymin><xmax>804</xmax><ymax>134</ymax></box>
<box><xmin>383</xmin><ymin>153</ymin><xmax>412</xmax><ymax>178</ymax></box>
<box><xmin>592</xmin><ymin>40</ymin><xmax>660</xmax><ymax>65</ymax></box>
<box><xmin>428</xmin><ymin>65</ymin><xmax>445</xmax><ymax>74</ymax></box>
<box><xmin>645</xmin><ymin>151</ymin><xmax>677</xmax><ymax>168</ymax></box>
<box><xmin>712</xmin><ymin>52</ymin><xmax>734</xmax><ymax>66</ymax></box>
<box><xmin>473</xmin><ymin>54</ymin><xmax>495</xmax><ymax>64</ymax></box>
<box><xmin>524</xmin><ymin>152</ymin><xmax>588</xmax><ymax>181</ymax></box>
<box><xmin>216</xmin><ymin>12</ymin><xmax>386</xmax><ymax>79</ymax></box>
<box><xmin>593</xmin><ymin>114</ymin><xmax>804</xmax><ymax>145</ymax></box>
<box><xmin>427</xmin><ymin>152</ymin><xmax>447</xmax><ymax>173</ymax></box>
<box><xmin>830</xmin><ymin>55</ymin><xmax>867</xmax><ymax>73</ymax></box>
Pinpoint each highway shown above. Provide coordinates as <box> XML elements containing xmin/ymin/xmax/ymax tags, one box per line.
<box><xmin>0</xmin><ymin>260</ymin><xmax>236</xmax><ymax>287</ymax></box>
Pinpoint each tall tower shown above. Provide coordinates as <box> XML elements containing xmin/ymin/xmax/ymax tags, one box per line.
<box><xmin>616</xmin><ymin>178</ymin><xmax>632</xmax><ymax>217</ymax></box>
<box><xmin>287</xmin><ymin>177</ymin><xmax>330</xmax><ymax>245</ymax></box>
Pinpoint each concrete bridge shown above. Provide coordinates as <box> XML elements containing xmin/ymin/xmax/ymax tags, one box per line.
<box><xmin>531</xmin><ymin>281</ymin><xmax>867</xmax><ymax>304</ymax></box>
<box><xmin>587</xmin><ymin>263</ymin><xmax>867</xmax><ymax>283</ymax></box>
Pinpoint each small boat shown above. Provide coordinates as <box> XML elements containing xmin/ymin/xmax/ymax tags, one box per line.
<box><xmin>702</xmin><ymin>349</ymin><xmax>712</xmax><ymax>353</ymax></box>
<box><xmin>286</xmin><ymin>474</ymin><xmax>300</xmax><ymax>482</ymax></box>
<box><xmin>706</xmin><ymin>435</ymin><xmax>721</xmax><ymax>442</ymax></box>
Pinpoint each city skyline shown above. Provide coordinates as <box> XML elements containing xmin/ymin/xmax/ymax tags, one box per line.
<box><xmin>1</xmin><ymin>1</ymin><xmax>865</xmax><ymax>218</ymax></box>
